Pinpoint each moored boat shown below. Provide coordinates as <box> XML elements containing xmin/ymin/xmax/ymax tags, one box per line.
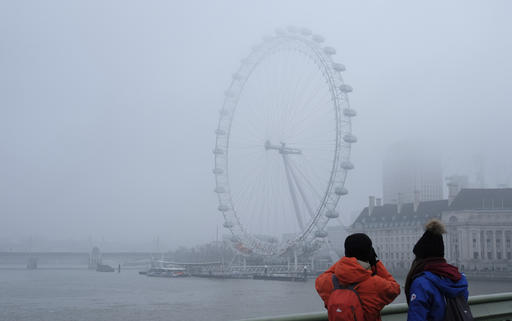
<box><xmin>146</xmin><ymin>267</ymin><xmax>188</xmax><ymax>278</ymax></box>
<box><xmin>96</xmin><ymin>264</ymin><xmax>115</xmax><ymax>272</ymax></box>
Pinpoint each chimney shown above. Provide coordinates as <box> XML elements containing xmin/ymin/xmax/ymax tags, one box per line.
<box><xmin>368</xmin><ymin>196</ymin><xmax>375</xmax><ymax>216</ymax></box>
<box><xmin>446</xmin><ymin>176</ymin><xmax>461</xmax><ymax>205</ymax></box>
<box><xmin>397</xmin><ymin>193</ymin><xmax>403</xmax><ymax>214</ymax></box>
<box><xmin>413</xmin><ymin>190</ymin><xmax>420</xmax><ymax>212</ymax></box>
<box><xmin>376</xmin><ymin>198</ymin><xmax>382</xmax><ymax>207</ymax></box>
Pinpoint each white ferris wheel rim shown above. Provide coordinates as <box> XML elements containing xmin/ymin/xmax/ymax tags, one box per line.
<box><xmin>213</xmin><ymin>27</ymin><xmax>356</xmax><ymax>256</ymax></box>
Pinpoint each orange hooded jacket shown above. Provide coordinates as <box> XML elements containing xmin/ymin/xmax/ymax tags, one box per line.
<box><xmin>315</xmin><ymin>257</ymin><xmax>400</xmax><ymax>321</ymax></box>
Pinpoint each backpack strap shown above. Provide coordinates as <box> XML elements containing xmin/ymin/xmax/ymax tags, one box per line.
<box><xmin>331</xmin><ymin>274</ymin><xmax>364</xmax><ymax>307</ymax></box>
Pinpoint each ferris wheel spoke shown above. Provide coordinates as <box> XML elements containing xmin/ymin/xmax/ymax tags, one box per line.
<box><xmin>286</xmin><ymin>158</ymin><xmax>317</xmax><ymax>221</ymax></box>
<box><xmin>293</xmin><ymin>155</ymin><xmax>332</xmax><ymax>195</ymax></box>
<box><xmin>236</xmin><ymin>165</ymin><xmax>267</xmax><ymax>231</ymax></box>
<box><xmin>285</xmin><ymin>93</ymin><xmax>334</xmax><ymax>137</ymax></box>
<box><xmin>288</xmin><ymin>159</ymin><xmax>323</xmax><ymax>202</ymax></box>
<box><xmin>285</xmin><ymin>72</ymin><xmax>327</xmax><ymax>130</ymax></box>
<box><xmin>276</xmin><ymin>58</ymin><xmax>310</xmax><ymax>129</ymax></box>
<box><xmin>283</xmin><ymin>96</ymin><xmax>330</xmax><ymax>139</ymax></box>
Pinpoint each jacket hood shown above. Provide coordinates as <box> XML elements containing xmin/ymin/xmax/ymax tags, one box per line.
<box><xmin>423</xmin><ymin>271</ymin><xmax>468</xmax><ymax>298</ymax></box>
<box><xmin>334</xmin><ymin>256</ymin><xmax>372</xmax><ymax>284</ymax></box>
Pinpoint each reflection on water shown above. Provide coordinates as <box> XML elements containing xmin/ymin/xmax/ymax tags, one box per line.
<box><xmin>1</xmin><ymin>269</ymin><xmax>511</xmax><ymax>321</ymax></box>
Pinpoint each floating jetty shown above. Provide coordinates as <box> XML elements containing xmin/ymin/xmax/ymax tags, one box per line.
<box><xmin>192</xmin><ymin>272</ymin><xmax>252</xmax><ymax>279</ymax></box>
<box><xmin>253</xmin><ymin>273</ymin><xmax>306</xmax><ymax>282</ymax></box>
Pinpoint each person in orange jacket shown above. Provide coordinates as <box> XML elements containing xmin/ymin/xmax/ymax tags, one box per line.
<box><xmin>315</xmin><ymin>233</ymin><xmax>400</xmax><ymax>321</ymax></box>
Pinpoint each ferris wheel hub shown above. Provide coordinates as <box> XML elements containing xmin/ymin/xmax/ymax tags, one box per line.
<box><xmin>264</xmin><ymin>140</ymin><xmax>302</xmax><ymax>155</ymax></box>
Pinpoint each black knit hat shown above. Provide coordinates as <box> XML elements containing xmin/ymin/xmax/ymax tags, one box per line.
<box><xmin>345</xmin><ymin>233</ymin><xmax>372</xmax><ymax>262</ymax></box>
<box><xmin>413</xmin><ymin>219</ymin><xmax>446</xmax><ymax>259</ymax></box>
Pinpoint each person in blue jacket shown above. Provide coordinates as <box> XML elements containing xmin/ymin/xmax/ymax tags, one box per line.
<box><xmin>405</xmin><ymin>219</ymin><xmax>469</xmax><ymax>321</ymax></box>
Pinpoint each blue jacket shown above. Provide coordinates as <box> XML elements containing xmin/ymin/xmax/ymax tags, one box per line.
<box><xmin>407</xmin><ymin>271</ymin><xmax>469</xmax><ymax>321</ymax></box>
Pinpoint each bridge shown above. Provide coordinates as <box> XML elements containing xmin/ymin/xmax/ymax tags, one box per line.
<box><xmin>236</xmin><ymin>292</ymin><xmax>512</xmax><ymax>321</ymax></box>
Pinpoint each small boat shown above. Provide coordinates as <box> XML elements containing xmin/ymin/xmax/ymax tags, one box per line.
<box><xmin>27</xmin><ymin>257</ymin><xmax>38</xmax><ymax>270</ymax></box>
<box><xmin>96</xmin><ymin>264</ymin><xmax>115</xmax><ymax>272</ymax></box>
<box><xmin>146</xmin><ymin>267</ymin><xmax>188</xmax><ymax>278</ymax></box>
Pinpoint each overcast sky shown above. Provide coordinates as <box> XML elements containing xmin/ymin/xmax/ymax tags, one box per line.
<box><xmin>1</xmin><ymin>0</ymin><xmax>511</xmax><ymax>251</ymax></box>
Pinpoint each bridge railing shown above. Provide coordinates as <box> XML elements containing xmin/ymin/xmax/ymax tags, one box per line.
<box><xmin>236</xmin><ymin>292</ymin><xmax>512</xmax><ymax>321</ymax></box>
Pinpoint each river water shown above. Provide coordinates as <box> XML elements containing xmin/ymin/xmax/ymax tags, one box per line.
<box><xmin>1</xmin><ymin>269</ymin><xmax>511</xmax><ymax>321</ymax></box>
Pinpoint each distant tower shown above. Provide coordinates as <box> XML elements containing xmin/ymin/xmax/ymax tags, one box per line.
<box><xmin>88</xmin><ymin>246</ymin><xmax>102</xmax><ymax>269</ymax></box>
<box><xmin>382</xmin><ymin>141</ymin><xmax>443</xmax><ymax>204</ymax></box>
<box><xmin>446</xmin><ymin>175</ymin><xmax>469</xmax><ymax>204</ymax></box>
<box><xmin>474</xmin><ymin>154</ymin><xmax>485</xmax><ymax>188</ymax></box>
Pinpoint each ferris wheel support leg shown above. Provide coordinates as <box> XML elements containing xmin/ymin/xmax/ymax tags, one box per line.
<box><xmin>287</xmin><ymin>162</ymin><xmax>315</xmax><ymax>219</ymax></box>
<box><xmin>282</xmin><ymin>154</ymin><xmax>305</xmax><ymax>230</ymax></box>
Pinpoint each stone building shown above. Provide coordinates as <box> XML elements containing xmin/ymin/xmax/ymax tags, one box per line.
<box><xmin>350</xmin><ymin>188</ymin><xmax>512</xmax><ymax>274</ymax></box>
<box><xmin>443</xmin><ymin>189</ymin><xmax>512</xmax><ymax>272</ymax></box>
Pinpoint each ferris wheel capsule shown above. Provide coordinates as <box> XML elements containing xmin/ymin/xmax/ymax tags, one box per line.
<box><xmin>339</xmin><ymin>84</ymin><xmax>353</xmax><ymax>93</ymax></box>
<box><xmin>312</xmin><ymin>34</ymin><xmax>325</xmax><ymax>43</ymax></box>
<box><xmin>218</xmin><ymin>204</ymin><xmax>230</xmax><ymax>212</ymax></box>
<box><xmin>300</xmin><ymin>28</ymin><xmax>312</xmax><ymax>36</ymax></box>
<box><xmin>223</xmin><ymin>221</ymin><xmax>234</xmax><ymax>228</ymax></box>
<box><xmin>212</xmin><ymin>148</ymin><xmax>224</xmax><ymax>155</ymax></box>
<box><xmin>315</xmin><ymin>230</ymin><xmax>328</xmax><ymax>238</ymax></box>
<box><xmin>343</xmin><ymin>108</ymin><xmax>357</xmax><ymax>117</ymax></box>
<box><xmin>340</xmin><ymin>161</ymin><xmax>355</xmax><ymax>170</ymax></box>
<box><xmin>335</xmin><ymin>186</ymin><xmax>349</xmax><ymax>196</ymax></box>
<box><xmin>212</xmin><ymin>168</ymin><xmax>224</xmax><ymax>174</ymax></box>
<box><xmin>343</xmin><ymin>134</ymin><xmax>357</xmax><ymax>143</ymax></box>
<box><xmin>214</xmin><ymin>186</ymin><xmax>226</xmax><ymax>193</ymax></box>
<box><xmin>333</xmin><ymin>63</ymin><xmax>346</xmax><ymax>72</ymax></box>
<box><xmin>323</xmin><ymin>47</ymin><xmax>336</xmax><ymax>55</ymax></box>
<box><xmin>325</xmin><ymin>210</ymin><xmax>339</xmax><ymax>219</ymax></box>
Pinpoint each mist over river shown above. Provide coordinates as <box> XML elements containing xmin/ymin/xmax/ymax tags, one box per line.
<box><xmin>1</xmin><ymin>269</ymin><xmax>511</xmax><ymax>321</ymax></box>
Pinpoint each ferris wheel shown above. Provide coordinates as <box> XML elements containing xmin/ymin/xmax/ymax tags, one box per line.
<box><xmin>213</xmin><ymin>27</ymin><xmax>356</xmax><ymax>256</ymax></box>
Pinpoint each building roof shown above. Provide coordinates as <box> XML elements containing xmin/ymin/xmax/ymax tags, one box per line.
<box><xmin>352</xmin><ymin>188</ymin><xmax>512</xmax><ymax>229</ymax></box>
<box><xmin>449</xmin><ymin>188</ymin><xmax>512</xmax><ymax>210</ymax></box>
<box><xmin>352</xmin><ymin>200</ymin><xmax>448</xmax><ymax>228</ymax></box>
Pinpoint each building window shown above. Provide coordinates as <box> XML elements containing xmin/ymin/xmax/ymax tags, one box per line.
<box><xmin>507</xmin><ymin>252</ymin><xmax>511</xmax><ymax>260</ymax></box>
<box><xmin>473</xmin><ymin>238</ymin><xmax>477</xmax><ymax>248</ymax></box>
<box><xmin>497</xmin><ymin>252</ymin><xmax>502</xmax><ymax>260</ymax></box>
<box><xmin>488</xmin><ymin>252</ymin><xmax>493</xmax><ymax>259</ymax></box>
<box><xmin>473</xmin><ymin>252</ymin><xmax>478</xmax><ymax>259</ymax></box>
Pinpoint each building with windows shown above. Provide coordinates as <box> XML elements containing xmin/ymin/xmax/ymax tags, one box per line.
<box><xmin>443</xmin><ymin>189</ymin><xmax>512</xmax><ymax>272</ymax></box>
<box><xmin>382</xmin><ymin>142</ymin><xmax>443</xmax><ymax>204</ymax></box>
<box><xmin>350</xmin><ymin>189</ymin><xmax>512</xmax><ymax>274</ymax></box>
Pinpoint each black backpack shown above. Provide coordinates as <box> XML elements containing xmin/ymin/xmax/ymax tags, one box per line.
<box><xmin>444</xmin><ymin>295</ymin><xmax>474</xmax><ymax>321</ymax></box>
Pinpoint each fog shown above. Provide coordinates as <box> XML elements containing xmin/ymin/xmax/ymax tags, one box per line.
<box><xmin>1</xmin><ymin>0</ymin><xmax>511</xmax><ymax>251</ymax></box>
